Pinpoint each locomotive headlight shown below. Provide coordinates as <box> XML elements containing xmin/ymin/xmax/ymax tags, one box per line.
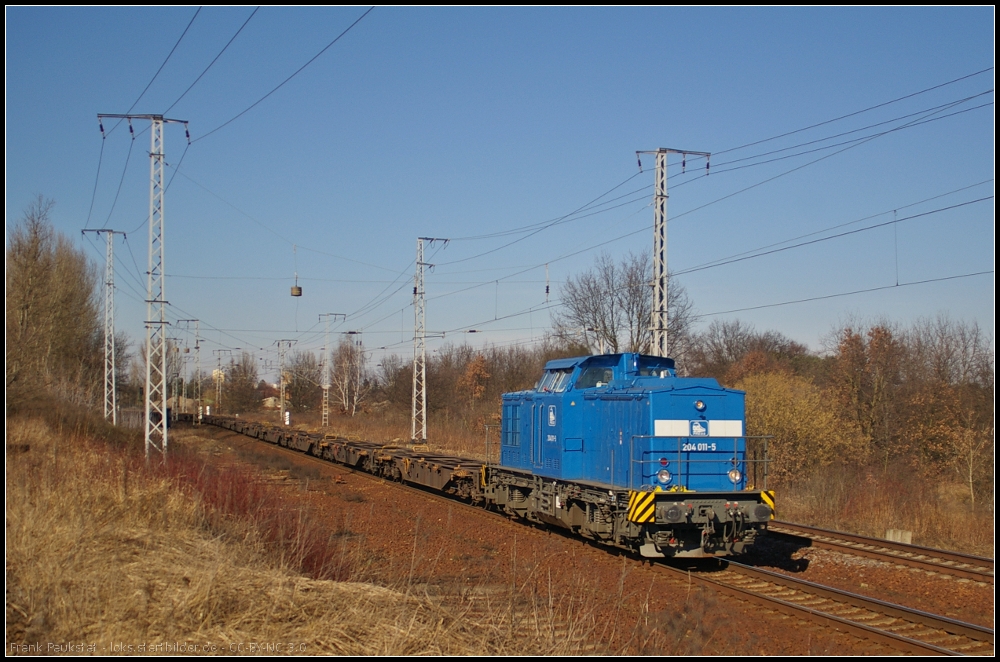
<box><xmin>694</xmin><ymin>400</ymin><xmax>706</xmax><ymax>412</ymax></box>
<box><xmin>657</xmin><ymin>469</ymin><xmax>672</xmax><ymax>484</ymax></box>
<box><xmin>728</xmin><ymin>468</ymin><xmax>742</xmax><ymax>484</ymax></box>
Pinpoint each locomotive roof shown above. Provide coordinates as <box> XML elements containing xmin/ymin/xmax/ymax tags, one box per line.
<box><xmin>543</xmin><ymin>353</ymin><xmax>676</xmax><ymax>371</ymax></box>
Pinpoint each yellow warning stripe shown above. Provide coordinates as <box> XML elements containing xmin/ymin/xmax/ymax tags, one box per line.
<box><xmin>760</xmin><ymin>490</ymin><xmax>776</xmax><ymax>519</ymax></box>
<box><xmin>627</xmin><ymin>491</ymin><xmax>656</xmax><ymax>523</ymax></box>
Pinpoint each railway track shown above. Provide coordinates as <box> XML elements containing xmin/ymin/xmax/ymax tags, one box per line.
<box><xmin>768</xmin><ymin>521</ymin><xmax>994</xmax><ymax>584</ymax></box>
<box><xmin>657</xmin><ymin>560</ymin><xmax>994</xmax><ymax>656</ymax></box>
<box><xmin>195</xmin><ymin>422</ymin><xmax>995</xmax><ymax>655</ymax></box>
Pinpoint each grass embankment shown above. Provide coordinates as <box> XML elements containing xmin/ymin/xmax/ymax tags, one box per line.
<box><xmin>775</xmin><ymin>464</ymin><xmax>994</xmax><ymax>556</ymax></box>
<box><xmin>5</xmin><ymin>412</ymin><xmax>591</xmax><ymax>655</ymax></box>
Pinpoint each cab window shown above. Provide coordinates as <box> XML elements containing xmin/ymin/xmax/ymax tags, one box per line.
<box><xmin>576</xmin><ymin>367</ymin><xmax>613</xmax><ymax>389</ymax></box>
<box><xmin>538</xmin><ymin>368</ymin><xmax>572</xmax><ymax>393</ymax></box>
<box><xmin>638</xmin><ymin>358</ymin><xmax>674</xmax><ymax>377</ymax></box>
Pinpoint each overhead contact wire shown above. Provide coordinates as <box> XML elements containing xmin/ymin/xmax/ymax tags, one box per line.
<box><xmin>194</xmin><ymin>6</ymin><xmax>374</xmax><ymax>143</ymax></box>
<box><xmin>164</xmin><ymin>7</ymin><xmax>260</xmax><ymax>114</ymax></box>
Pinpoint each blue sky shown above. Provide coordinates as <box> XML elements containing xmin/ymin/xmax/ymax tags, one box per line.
<box><xmin>6</xmin><ymin>7</ymin><xmax>994</xmax><ymax>380</ymax></box>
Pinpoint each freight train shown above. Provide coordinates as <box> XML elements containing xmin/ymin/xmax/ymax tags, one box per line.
<box><xmin>199</xmin><ymin>352</ymin><xmax>774</xmax><ymax>558</ymax></box>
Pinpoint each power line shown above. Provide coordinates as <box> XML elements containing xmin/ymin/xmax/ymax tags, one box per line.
<box><xmin>447</xmin><ymin>171</ymin><xmax>645</xmax><ymax>241</ymax></box>
<box><xmin>104</xmin><ymin>8</ymin><xmax>202</xmax><ymax>138</ymax></box>
<box><xmin>647</xmin><ymin>94</ymin><xmax>987</xmax><ymax>231</ymax></box>
<box><xmin>109</xmin><ymin>65</ymin><xmax>990</xmax><ymax>357</ymax></box>
<box><xmin>163</xmin><ymin>7</ymin><xmax>260</xmax><ymax>114</ymax></box>
<box><xmin>409</xmin><ymin>88</ymin><xmax>992</xmax><ymax>275</ymax></box>
<box><xmin>679</xmin><ymin>179</ymin><xmax>994</xmax><ymax>274</ymax></box>
<box><xmin>708</xmin><ymin>100</ymin><xmax>993</xmax><ymax>177</ymax></box>
<box><xmin>154</xmin><ymin>88</ymin><xmax>989</xmax><ymax>309</ymax></box>
<box><xmin>436</xmin><ymin>171</ymin><xmax>646</xmax><ymax>266</ymax></box>
<box><xmin>712</xmin><ymin>90</ymin><xmax>993</xmax><ymax>170</ymax></box>
<box><xmin>165</xmin><ymin>164</ymin><xmax>403</xmax><ymax>274</ymax></box>
<box><xmin>714</xmin><ymin>66</ymin><xmax>994</xmax><ymax>156</ymax></box>
<box><xmin>697</xmin><ymin>271</ymin><xmax>993</xmax><ymax>318</ymax></box>
<box><xmin>104</xmin><ymin>121</ymin><xmax>137</xmax><ymax>226</ymax></box>
<box><xmin>676</xmin><ymin>196</ymin><xmax>993</xmax><ymax>277</ymax></box>
<box><xmin>193</xmin><ymin>6</ymin><xmax>374</xmax><ymax>143</ymax></box>
<box><xmin>84</xmin><ymin>131</ymin><xmax>106</xmax><ymax>229</ymax></box>
<box><xmin>418</xmin><ymin>193</ymin><xmax>993</xmax><ymax>339</ymax></box>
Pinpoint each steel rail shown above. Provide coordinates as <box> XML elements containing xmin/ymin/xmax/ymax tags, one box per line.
<box><xmin>769</xmin><ymin>520</ymin><xmax>994</xmax><ymax>584</ymax></box>
<box><xmin>699</xmin><ymin>560</ymin><xmax>994</xmax><ymax>655</ymax></box>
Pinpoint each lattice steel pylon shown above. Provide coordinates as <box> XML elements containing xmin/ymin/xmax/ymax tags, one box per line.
<box><xmin>412</xmin><ymin>238</ymin><xmax>426</xmax><ymax>442</ymax></box>
<box><xmin>637</xmin><ymin>147</ymin><xmax>710</xmax><ymax>357</ymax></box>
<box><xmin>144</xmin><ymin>117</ymin><xmax>170</xmax><ymax>459</ymax></box>
<box><xmin>83</xmin><ymin>229</ymin><xmax>125</xmax><ymax>424</ymax></box>
<box><xmin>411</xmin><ymin>237</ymin><xmax>448</xmax><ymax>442</ymax></box>
<box><xmin>98</xmin><ymin>113</ymin><xmax>187</xmax><ymax>460</ymax></box>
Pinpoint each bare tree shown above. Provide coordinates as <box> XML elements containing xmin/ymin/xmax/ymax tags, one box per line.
<box><xmin>904</xmin><ymin>315</ymin><xmax>993</xmax><ymax>387</ymax></box>
<box><xmin>374</xmin><ymin>353</ymin><xmax>408</xmax><ymax>406</ymax></box>
<box><xmin>287</xmin><ymin>350</ymin><xmax>321</xmax><ymax>412</ymax></box>
<box><xmin>6</xmin><ymin>196</ymin><xmax>102</xmax><ymax>410</ymax></box>
<box><xmin>113</xmin><ymin>330</ymin><xmax>133</xmax><ymax>409</ymax></box>
<box><xmin>688</xmin><ymin>319</ymin><xmax>757</xmax><ymax>377</ymax></box>
<box><xmin>331</xmin><ymin>337</ymin><xmax>371</xmax><ymax>416</ymax></box>
<box><xmin>224</xmin><ymin>352</ymin><xmax>261</xmax><ymax>414</ymax></box>
<box><xmin>376</xmin><ymin>353</ymin><xmax>404</xmax><ymax>391</ymax></box>
<box><xmin>687</xmin><ymin>319</ymin><xmax>811</xmax><ymax>382</ymax></box>
<box><xmin>553</xmin><ymin>251</ymin><xmax>695</xmax><ymax>363</ymax></box>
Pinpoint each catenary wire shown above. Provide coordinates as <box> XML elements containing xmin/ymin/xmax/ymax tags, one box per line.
<box><xmin>104</xmin><ymin>7</ymin><xmax>202</xmax><ymax>138</ymax></box>
<box><xmin>163</xmin><ymin>7</ymin><xmax>260</xmax><ymax>114</ymax></box>
<box><xmin>193</xmin><ymin>6</ymin><xmax>374</xmax><ymax>143</ymax></box>
<box><xmin>713</xmin><ymin>66</ymin><xmax>993</xmax><ymax>156</ymax></box>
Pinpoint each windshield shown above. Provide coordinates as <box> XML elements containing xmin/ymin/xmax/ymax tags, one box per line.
<box><xmin>538</xmin><ymin>368</ymin><xmax>573</xmax><ymax>392</ymax></box>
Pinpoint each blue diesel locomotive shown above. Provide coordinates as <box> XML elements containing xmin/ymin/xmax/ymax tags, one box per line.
<box><xmin>489</xmin><ymin>352</ymin><xmax>773</xmax><ymax>558</ymax></box>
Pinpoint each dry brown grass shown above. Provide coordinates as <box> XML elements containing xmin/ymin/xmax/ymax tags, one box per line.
<box><xmin>4</xmin><ymin>415</ymin><xmax>602</xmax><ymax>655</ymax></box>
<box><xmin>774</xmin><ymin>463</ymin><xmax>994</xmax><ymax>556</ymax></box>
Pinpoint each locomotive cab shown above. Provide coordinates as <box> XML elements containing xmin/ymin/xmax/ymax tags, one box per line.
<box><xmin>496</xmin><ymin>353</ymin><xmax>774</xmax><ymax>558</ymax></box>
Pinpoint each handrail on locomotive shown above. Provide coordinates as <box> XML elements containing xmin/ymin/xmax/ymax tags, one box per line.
<box><xmin>626</xmin><ymin>434</ymin><xmax>772</xmax><ymax>492</ymax></box>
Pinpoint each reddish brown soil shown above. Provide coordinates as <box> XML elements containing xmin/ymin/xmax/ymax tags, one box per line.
<box><xmin>177</xmin><ymin>424</ymin><xmax>961</xmax><ymax>655</ymax></box>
